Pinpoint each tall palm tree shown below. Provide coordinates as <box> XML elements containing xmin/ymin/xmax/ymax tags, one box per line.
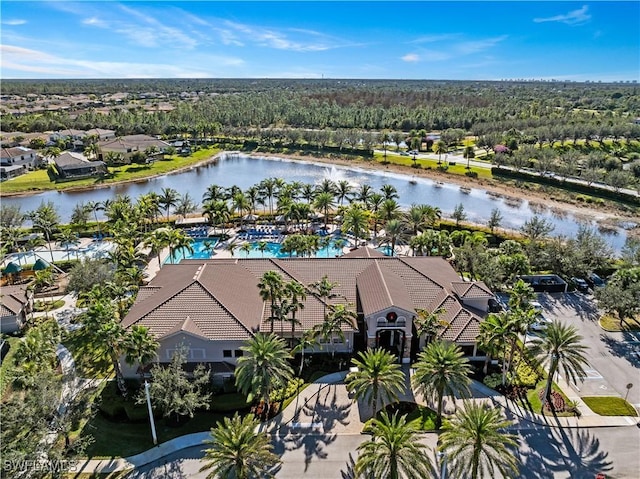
<box><xmin>380</xmin><ymin>184</ymin><xmax>399</xmax><ymax>200</ymax></box>
<box><xmin>433</xmin><ymin>140</ymin><xmax>447</xmax><ymax>164</ymax></box>
<box><xmin>143</xmin><ymin>228</ymin><xmax>170</xmax><ymax>269</ymax></box>
<box><xmin>379</xmin><ymin>219</ymin><xmax>408</xmax><ymax>257</ymax></box>
<box><xmin>203</xmin><ymin>199</ymin><xmax>231</xmax><ymax>236</ymax></box>
<box><xmin>258</xmin><ymin>271</ymin><xmax>284</xmax><ymax>334</ymax></box>
<box><xmin>346</xmin><ymin>348</ymin><xmax>405</xmax><ymax>417</ymax></box>
<box><xmin>200</xmin><ymin>413</ymin><xmax>281</xmax><ymax>479</ymax></box>
<box><xmin>158</xmin><ymin>187</ymin><xmax>179</xmax><ymax>220</ymax></box>
<box><xmin>314</xmin><ymin>303</ymin><xmax>357</xmax><ymax>357</ymax></box>
<box><xmin>336</xmin><ymin>180</ymin><xmax>352</xmax><ymax>205</ymax></box>
<box><xmin>528</xmin><ymin>321</ymin><xmax>589</xmax><ymax>409</ymax></box>
<box><xmin>166</xmin><ymin>228</ymin><xmax>193</xmax><ymax>264</ymax></box>
<box><xmin>341</xmin><ymin>203</ymin><xmax>370</xmax><ymax>248</ymax></box>
<box><xmin>309</xmin><ymin>274</ymin><xmax>339</xmax><ymax>321</ymax></box>
<box><xmin>284</xmin><ymin>280</ymin><xmax>306</xmax><ymax>342</ymax></box>
<box><xmin>411</xmin><ymin>340</ymin><xmax>472</xmax><ymax>429</ymax></box>
<box><xmin>235</xmin><ymin>333</ymin><xmax>294</xmax><ymax>418</ymax></box>
<box><xmin>355</xmin><ymin>411</ymin><xmax>433</xmax><ymax>479</ymax></box>
<box><xmin>439</xmin><ymin>401</ymin><xmax>520</xmax><ymax>479</ymax></box>
<box><xmin>123</xmin><ymin>325</ymin><xmax>159</xmax><ymax>383</ymax></box>
<box><xmin>313</xmin><ymin>191</ymin><xmax>336</xmax><ymax>230</ymax></box>
<box><xmin>380</xmin><ymin>199</ymin><xmax>400</xmax><ymax>222</ymax></box>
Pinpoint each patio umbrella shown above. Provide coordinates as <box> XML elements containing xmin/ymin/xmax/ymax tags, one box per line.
<box><xmin>242</xmin><ymin>214</ymin><xmax>259</xmax><ymax>221</ymax></box>
<box><xmin>33</xmin><ymin>258</ymin><xmax>51</xmax><ymax>271</ymax></box>
<box><xmin>2</xmin><ymin>261</ymin><xmax>21</xmax><ymax>275</ymax></box>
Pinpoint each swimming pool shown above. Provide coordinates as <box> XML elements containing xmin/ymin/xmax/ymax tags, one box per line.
<box><xmin>164</xmin><ymin>238</ymin><xmax>219</xmax><ymax>264</ymax></box>
<box><xmin>237</xmin><ymin>239</ymin><xmax>345</xmax><ymax>259</ymax></box>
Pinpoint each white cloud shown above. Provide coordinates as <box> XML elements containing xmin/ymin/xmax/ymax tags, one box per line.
<box><xmin>409</xmin><ymin>34</ymin><xmax>458</xmax><ymax>44</ymax></box>
<box><xmin>82</xmin><ymin>17</ymin><xmax>108</xmax><ymax>28</ymax></box>
<box><xmin>0</xmin><ymin>44</ymin><xmax>243</xmax><ymax>78</ymax></box>
<box><xmin>401</xmin><ymin>53</ymin><xmax>420</xmax><ymax>63</ymax></box>
<box><xmin>2</xmin><ymin>19</ymin><xmax>27</xmax><ymax>26</ymax></box>
<box><xmin>534</xmin><ymin>5</ymin><xmax>591</xmax><ymax>25</ymax></box>
<box><xmin>454</xmin><ymin>35</ymin><xmax>508</xmax><ymax>55</ymax></box>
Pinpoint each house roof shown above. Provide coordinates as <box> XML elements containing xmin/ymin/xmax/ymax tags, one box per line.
<box><xmin>1</xmin><ymin>285</ymin><xmax>30</xmax><ymax>317</ymax></box>
<box><xmin>450</xmin><ymin>281</ymin><xmax>493</xmax><ymax>299</ymax></box>
<box><xmin>123</xmin><ymin>256</ymin><xmax>487</xmax><ymax>343</ymax></box>
<box><xmin>98</xmin><ymin>135</ymin><xmax>170</xmax><ymax>153</ymax></box>
<box><xmin>1</xmin><ymin>146</ymin><xmax>35</xmax><ymax>159</ymax></box>
<box><xmin>342</xmin><ymin>247</ymin><xmax>385</xmax><ymax>258</ymax></box>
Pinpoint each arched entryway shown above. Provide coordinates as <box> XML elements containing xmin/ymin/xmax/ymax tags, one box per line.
<box><xmin>376</xmin><ymin>329</ymin><xmax>405</xmax><ymax>360</ymax></box>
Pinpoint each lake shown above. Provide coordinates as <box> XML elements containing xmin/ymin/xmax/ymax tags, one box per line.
<box><xmin>2</xmin><ymin>153</ymin><xmax>631</xmax><ymax>252</ymax></box>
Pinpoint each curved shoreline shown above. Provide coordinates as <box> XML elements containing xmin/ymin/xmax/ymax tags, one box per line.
<box><xmin>3</xmin><ymin>150</ymin><xmax>638</xmax><ymax>233</ymax></box>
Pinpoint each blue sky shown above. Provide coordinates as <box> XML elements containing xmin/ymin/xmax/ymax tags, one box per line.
<box><xmin>1</xmin><ymin>1</ymin><xmax>638</xmax><ymax>81</ymax></box>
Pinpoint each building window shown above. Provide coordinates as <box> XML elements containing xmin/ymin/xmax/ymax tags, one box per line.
<box><xmin>234</xmin><ymin>350</ymin><xmax>244</xmax><ymax>357</ymax></box>
<box><xmin>223</xmin><ymin>350</ymin><xmax>232</xmax><ymax>358</ymax></box>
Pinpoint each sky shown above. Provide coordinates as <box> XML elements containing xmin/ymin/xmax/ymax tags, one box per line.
<box><xmin>1</xmin><ymin>1</ymin><xmax>639</xmax><ymax>81</ymax></box>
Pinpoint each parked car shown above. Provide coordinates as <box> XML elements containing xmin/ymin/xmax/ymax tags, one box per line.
<box><xmin>530</xmin><ymin>314</ymin><xmax>552</xmax><ymax>332</ymax></box>
<box><xmin>488</xmin><ymin>298</ymin><xmax>504</xmax><ymax>313</ymax></box>
<box><xmin>587</xmin><ymin>273</ymin><xmax>605</xmax><ymax>289</ymax></box>
<box><xmin>570</xmin><ymin>277</ymin><xmax>590</xmax><ymax>293</ymax></box>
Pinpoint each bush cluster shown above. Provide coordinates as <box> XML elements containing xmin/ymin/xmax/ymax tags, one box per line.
<box><xmin>538</xmin><ymin>389</ymin><xmax>566</xmax><ymax>412</ymax></box>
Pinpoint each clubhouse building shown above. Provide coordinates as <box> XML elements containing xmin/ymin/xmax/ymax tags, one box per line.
<box><xmin>120</xmin><ymin>248</ymin><xmax>493</xmax><ymax>378</ymax></box>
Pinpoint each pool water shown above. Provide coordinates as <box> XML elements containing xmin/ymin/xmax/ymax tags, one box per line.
<box><xmin>238</xmin><ymin>239</ymin><xmax>345</xmax><ymax>258</ymax></box>
<box><xmin>164</xmin><ymin>238</ymin><xmax>219</xmax><ymax>264</ymax></box>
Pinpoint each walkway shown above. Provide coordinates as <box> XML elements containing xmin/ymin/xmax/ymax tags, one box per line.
<box><xmin>74</xmin><ymin>367</ymin><xmax>638</xmax><ymax>475</ymax></box>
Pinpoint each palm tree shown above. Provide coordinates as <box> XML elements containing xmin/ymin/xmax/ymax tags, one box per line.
<box><xmin>166</xmin><ymin>228</ymin><xmax>193</xmax><ymax>264</ymax></box>
<box><xmin>380</xmin><ymin>130</ymin><xmax>391</xmax><ymax>161</ymax></box>
<box><xmin>341</xmin><ymin>203</ymin><xmax>370</xmax><ymax>248</ymax></box>
<box><xmin>239</xmin><ymin>242</ymin><xmax>252</xmax><ymax>258</ymax></box>
<box><xmin>309</xmin><ymin>274</ymin><xmax>339</xmax><ymax>321</ymax></box>
<box><xmin>379</xmin><ymin>218</ymin><xmax>408</xmax><ymax>257</ymax></box>
<box><xmin>336</xmin><ymin>180</ymin><xmax>352</xmax><ymax>205</ymax></box>
<box><xmin>527</xmin><ymin>321</ymin><xmax>589</xmax><ymax>410</ymax></box>
<box><xmin>439</xmin><ymin>401</ymin><xmax>520</xmax><ymax>479</ymax></box>
<box><xmin>200</xmin><ymin>413</ymin><xmax>281</xmax><ymax>479</ymax></box>
<box><xmin>123</xmin><ymin>325</ymin><xmax>159</xmax><ymax>383</ymax></box>
<box><xmin>158</xmin><ymin>187</ymin><xmax>179</xmax><ymax>220</ymax></box>
<box><xmin>56</xmin><ymin>229</ymin><xmax>80</xmax><ymax>261</ymax></box>
<box><xmin>380</xmin><ymin>184</ymin><xmax>399</xmax><ymax>200</ymax></box>
<box><xmin>258</xmin><ymin>271</ymin><xmax>284</xmax><ymax>334</ymax></box>
<box><xmin>411</xmin><ymin>340</ymin><xmax>472</xmax><ymax>429</ymax></box>
<box><xmin>414</xmin><ymin>307</ymin><xmax>447</xmax><ymax>347</ymax></box>
<box><xmin>284</xmin><ymin>280</ymin><xmax>306</xmax><ymax>342</ymax></box>
<box><xmin>203</xmin><ymin>199</ymin><xmax>231</xmax><ymax>236</ymax></box>
<box><xmin>314</xmin><ymin>303</ymin><xmax>357</xmax><ymax>357</ymax></box>
<box><xmin>355</xmin><ymin>411</ymin><xmax>433</xmax><ymax>479</ymax></box>
<box><xmin>143</xmin><ymin>228</ymin><xmax>170</xmax><ymax>269</ymax></box>
<box><xmin>256</xmin><ymin>240</ymin><xmax>268</xmax><ymax>257</ymax></box>
<box><xmin>235</xmin><ymin>333</ymin><xmax>294</xmax><ymax>419</ymax></box>
<box><xmin>433</xmin><ymin>139</ymin><xmax>447</xmax><ymax>164</ymax></box>
<box><xmin>27</xmin><ymin>201</ymin><xmax>60</xmax><ymax>263</ymax></box>
<box><xmin>380</xmin><ymin>198</ymin><xmax>400</xmax><ymax>222</ymax></box>
<box><xmin>293</xmin><ymin>329</ymin><xmax>318</xmax><ymax>377</ymax></box>
<box><xmin>313</xmin><ymin>191</ymin><xmax>336</xmax><ymax>230</ymax></box>
<box><xmin>346</xmin><ymin>348</ymin><xmax>405</xmax><ymax>417</ymax></box>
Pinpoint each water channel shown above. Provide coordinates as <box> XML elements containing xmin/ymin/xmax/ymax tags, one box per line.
<box><xmin>2</xmin><ymin>153</ymin><xmax>631</xmax><ymax>252</ymax></box>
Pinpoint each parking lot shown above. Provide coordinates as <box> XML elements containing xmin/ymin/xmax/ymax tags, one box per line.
<box><xmin>498</xmin><ymin>291</ymin><xmax>640</xmax><ymax>409</ymax></box>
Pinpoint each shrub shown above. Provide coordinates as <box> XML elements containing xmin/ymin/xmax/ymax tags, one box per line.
<box><xmin>538</xmin><ymin>389</ymin><xmax>566</xmax><ymax>412</ymax></box>
<box><xmin>270</xmin><ymin>378</ymin><xmax>304</xmax><ymax>403</ymax></box>
<box><xmin>513</xmin><ymin>361</ymin><xmax>539</xmax><ymax>387</ymax></box>
<box><xmin>483</xmin><ymin>373</ymin><xmax>502</xmax><ymax>389</ymax></box>
<box><xmin>465</xmin><ymin>171</ymin><xmax>478</xmax><ymax>178</ymax></box>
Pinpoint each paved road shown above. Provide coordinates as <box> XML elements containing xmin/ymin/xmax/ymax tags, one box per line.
<box><xmin>536</xmin><ymin>292</ymin><xmax>640</xmax><ymax>408</ymax></box>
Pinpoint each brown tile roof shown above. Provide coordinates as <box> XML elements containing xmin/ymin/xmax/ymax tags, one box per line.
<box><xmin>123</xmin><ymin>256</ymin><xmax>488</xmax><ymax>344</ymax></box>
<box><xmin>342</xmin><ymin>247</ymin><xmax>385</xmax><ymax>258</ymax></box>
<box><xmin>1</xmin><ymin>285</ymin><xmax>30</xmax><ymax>317</ymax></box>
<box><xmin>450</xmin><ymin>281</ymin><xmax>494</xmax><ymax>299</ymax></box>
<box><xmin>356</xmin><ymin>262</ymin><xmax>415</xmax><ymax>316</ymax></box>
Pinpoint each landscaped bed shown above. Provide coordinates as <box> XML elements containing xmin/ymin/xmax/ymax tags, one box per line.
<box><xmin>364</xmin><ymin>401</ymin><xmax>438</xmax><ymax>432</ymax></box>
<box><xmin>599</xmin><ymin>314</ymin><xmax>640</xmax><ymax>332</ymax></box>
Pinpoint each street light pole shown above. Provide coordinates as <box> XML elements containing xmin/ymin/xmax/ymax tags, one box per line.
<box><xmin>144</xmin><ymin>380</ymin><xmax>158</xmax><ymax>445</ymax></box>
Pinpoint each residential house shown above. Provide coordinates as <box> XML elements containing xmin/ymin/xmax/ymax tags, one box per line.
<box><xmin>0</xmin><ymin>146</ymin><xmax>39</xmax><ymax>180</ymax></box>
<box><xmin>1</xmin><ymin>284</ymin><xmax>33</xmax><ymax>333</ymax></box>
<box><xmin>54</xmin><ymin>152</ymin><xmax>106</xmax><ymax>179</ymax></box>
<box><xmin>98</xmin><ymin>134</ymin><xmax>170</xmax><ymax>162</ymax></box>
<box><xmin>120</xmin><ymin>250</ymin><xmax>493</xmax><ymax>379</ymax></box>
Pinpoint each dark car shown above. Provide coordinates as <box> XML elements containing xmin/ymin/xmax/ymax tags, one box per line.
<box><xmin>570</xmin><ymin>277</ymin><xmax>589</xmax><ymax>293</ymax></box>
<box><xmin>587</xmin><ymin>273</ymin><xmax>605</xmax><ymax>289</ymax></box>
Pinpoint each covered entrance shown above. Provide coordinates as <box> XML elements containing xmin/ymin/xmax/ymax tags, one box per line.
<box><xmin>376</xmin><ymin>328</ymin><xmax>406</xmax><ymax>360</ymax></box>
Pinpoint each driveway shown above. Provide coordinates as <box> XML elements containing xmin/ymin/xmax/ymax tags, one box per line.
<box><xmin>534</xmin><ymin>292</ymin><xmax>640</xmax><ymax>408</ymax></box>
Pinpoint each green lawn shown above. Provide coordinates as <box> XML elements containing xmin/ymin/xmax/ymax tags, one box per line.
<box><xmin>374</xmin><ymin>152</ymin><xmax>493</xmax><ymax>179</ymax></box>
<box><xmin>365</xmin><ymin>402</ymin><xmax>437</xmax><ymax>432</ymax></box>
<box><xmin>600</xmin><ymin>314</ymin><xmax>640</xmax><ymax>332</ymax></box>
<box><xmin>63</xmin><ymin>329</ymin><xmax>113</xmax><ymax>379</ymax></box>
<box><xmin>525</xmin><ymin>381</ymin><xmax>574</xmax><ymax>416</ymax></box>
<box><xmin>0</xmin><ymin>336</ymin><xmax>20</xmax><ymax>397</ymax></box>
<box><xmin>1</xmin><ymin>148</ymin><xmax>221</xmax><ymax>195</ymax></box>
<box><xmin>582</xmin><ymin>396</ymin><xmax>638</xmax><ymax>416</ymax></box>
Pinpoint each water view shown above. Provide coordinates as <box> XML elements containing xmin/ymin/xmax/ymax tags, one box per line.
<box><xmin>3</xmin><ymin>153</ymin><xmax>631</xmax><ymax>251</ymax></box>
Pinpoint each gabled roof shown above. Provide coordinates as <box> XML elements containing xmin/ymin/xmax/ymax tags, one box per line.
<box><xmin>1</xmin><ymin>285</ymin><xmax>30</xmax><ymax>317</ymax></box>
<box><xmin>342</xmin><ymin>247</ymin><xmax>385</xmax><ymax>258</ymax></box>
<box><xmin>356</xmin><ymin>262</ymin><xmax>415</xmax><ymax>316</ymax></box>
<box><xmin>54</xmin><ymin>152</ymin><xmax>92</xmax><ymax>168</ymax></box>
<box><xmin>123</xmin><ymin>256</ymin><xmax>489</xmax><ymax>344</ymax></box>
<box><xmin>450</xmin><ymin>281</ymin><xmax>493</xmax><ymax>299</ymax></box>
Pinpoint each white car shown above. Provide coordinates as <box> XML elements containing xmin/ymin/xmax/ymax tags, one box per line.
<box><xmin>530</xmin><ymin>315</ymin><xmax>551</xmax><ymax>332</ymax></box>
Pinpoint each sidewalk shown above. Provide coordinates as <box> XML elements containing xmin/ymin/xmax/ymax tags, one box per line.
<box><xmin>74</xmin><ymin>369</ymin><xmax>638</xmax><ymax>474</ymax></box>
